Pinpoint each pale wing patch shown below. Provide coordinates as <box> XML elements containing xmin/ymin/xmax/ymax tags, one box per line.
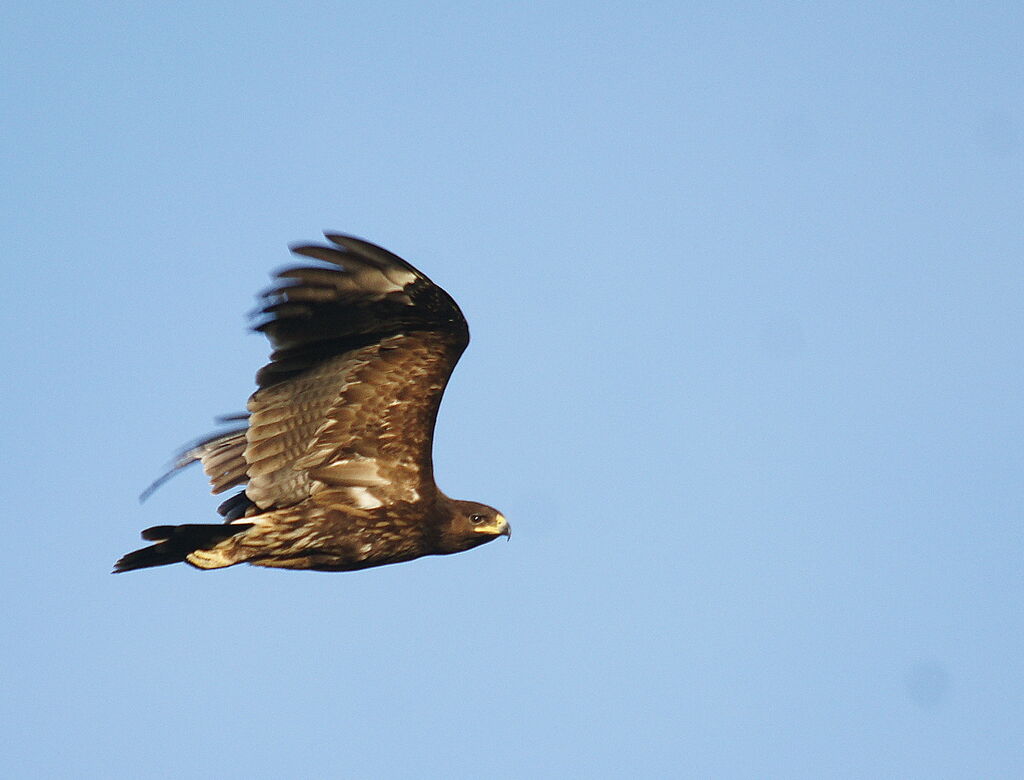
<box><xmin>312</xmin><ymin>456</ymin><xmax>390</xmax><ymax>486</ymax></box>
<box><xmin>346</xmin><ymin>487</ymin><xmax>384</xmax><ymax>510</ymax></box>
<box><xmin>308</xmin><ymin>456</ymin><xmax>389</xmax><ymax>510</ymax></box>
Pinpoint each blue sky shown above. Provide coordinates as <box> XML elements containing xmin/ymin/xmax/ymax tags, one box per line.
<box><xmin>2</xmin><ymin>2</ymin><xmax>1022</xmax><ymax>777</ymax></box>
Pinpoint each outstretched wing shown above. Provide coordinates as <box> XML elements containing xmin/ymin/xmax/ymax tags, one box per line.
<box><xmin>243</xmin><ymin>234</ymin><xmax>468</xmax><ymax>512</ymax></box>
<box><xmin>145</xmin><ymin>234</ymin><xmax>469</xmax><ymax>515</ymax></box>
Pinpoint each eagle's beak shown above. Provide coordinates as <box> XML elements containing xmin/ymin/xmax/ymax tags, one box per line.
<box><xmin>473</xmin><ymin>512</ymin><xmax>510</xmax><ymax>540</ymax></box>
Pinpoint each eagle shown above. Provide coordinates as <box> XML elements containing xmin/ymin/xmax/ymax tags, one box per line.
<box><xmin>114</xmin><ymin>233</ymin><xmax>508</xmax><ymax>573</ymax></box>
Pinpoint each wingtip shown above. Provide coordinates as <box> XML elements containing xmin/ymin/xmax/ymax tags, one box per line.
<box><xmin>322</xmin><ymin>230</ymin><xmax>356</xmax><ymax>244</ymax></box>
<box><xmin>138</xmin><ymin>471</ymin><xmax>173</xmax><ymax>503</ymax></box>
<box><xmin>285</xmin><ymin>234</ymin><xmax>359</xmax><ymax>255</ymax></box>
<box><xmin>323</xmin><ymin>232</ymin><xmax>424</xmax><ymax>278</ymax></box>
<box><xmin>322</xmin><ymin>233</ymin><xmax>376</xmax><ymax>259</ymax></box>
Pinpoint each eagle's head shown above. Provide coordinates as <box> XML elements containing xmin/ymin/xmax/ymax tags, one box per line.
<box><xmin>440</xmin><ymin>499</ymin><xmax>510</xmax><ymax>553</ymax></box>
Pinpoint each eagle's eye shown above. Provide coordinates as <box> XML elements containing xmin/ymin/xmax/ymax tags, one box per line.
<box><xmin>470</xmin><ymin>513</ymin><xmax>487</xmax><ymax>525</ymax></box>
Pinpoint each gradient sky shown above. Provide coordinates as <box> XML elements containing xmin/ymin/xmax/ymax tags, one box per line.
<box><xmin>3</xmin><ymin>3</ymin><xmax>1022</xmax><ymax>777</ymax></box>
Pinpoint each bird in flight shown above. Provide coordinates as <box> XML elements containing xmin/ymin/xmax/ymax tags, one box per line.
<box><xmin>114</xmin><ymin>233</ymin><xmax>508</xmax><ymax>573</ymax></box>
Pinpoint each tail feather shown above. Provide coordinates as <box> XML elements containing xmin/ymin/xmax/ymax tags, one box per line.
<box><xmin>113</xmin><ymin>523</ymin><xmax>253</xmax><ymax>573</ymax></box>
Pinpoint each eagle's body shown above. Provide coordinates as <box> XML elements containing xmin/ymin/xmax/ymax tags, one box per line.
<box><xmin>114</xmin><ymin>234</ymin><xmax>507</xmax><ymax>573</ymax></box>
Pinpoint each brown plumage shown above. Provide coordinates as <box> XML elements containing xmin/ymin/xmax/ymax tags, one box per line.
<box><xmin>114</xmin><ymin>234</ymin><xmax>508</xmax><ymax>573</ymax></box>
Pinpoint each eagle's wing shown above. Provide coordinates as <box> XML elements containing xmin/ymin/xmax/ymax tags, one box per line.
<box><xmin>244</xmin><ymin>234</ymin><xmax>468</xmax><ymax>513</ymax></box>
<box><xmin>146</xmin><ymin>235</ymin><xmax>468</xmax><ymax>515</ymax></box>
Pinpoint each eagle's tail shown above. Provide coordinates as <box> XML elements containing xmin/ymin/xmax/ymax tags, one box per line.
<box><xmin>113</xmin><ymin>523</ymin><xmax>253</xmax><ymax>573</ymax></box>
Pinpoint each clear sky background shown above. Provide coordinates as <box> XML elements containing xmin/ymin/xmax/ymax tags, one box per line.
<box><xmin>2</xmin><ymin>3</ymin><xmax>1021</xmax><ymax>777</ymax></box>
